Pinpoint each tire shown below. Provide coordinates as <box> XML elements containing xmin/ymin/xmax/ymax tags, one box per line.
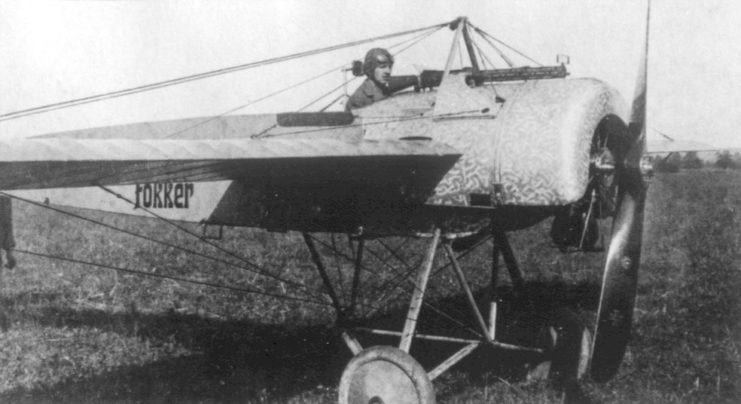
<box><xmin>338</xmin><ymin>345</ymin><xmax>435</xmax><ymax>404</ymax></box>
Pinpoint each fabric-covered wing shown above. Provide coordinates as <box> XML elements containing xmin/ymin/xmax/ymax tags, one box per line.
<box><xmin>0</xmin><ymin>138</ymin><xmax>460</xmax><ymax>198</ymax></box>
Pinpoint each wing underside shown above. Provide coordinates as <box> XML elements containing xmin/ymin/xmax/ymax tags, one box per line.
<box><xmin>1</xmin><ymin>137</ymin><xmax>461</xmax><ymax>228</ymax></box>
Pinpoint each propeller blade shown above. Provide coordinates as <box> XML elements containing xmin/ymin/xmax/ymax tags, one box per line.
<box><xmin>591</xmin><ymin>0</ymin><xmax>651</xmax><ymax>383</ymax></box>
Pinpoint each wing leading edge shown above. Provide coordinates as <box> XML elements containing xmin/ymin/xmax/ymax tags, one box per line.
<box><xmin>0</xmin><ymin>137</ymin><xmax>460</xmax><ymax>193</ymax></box>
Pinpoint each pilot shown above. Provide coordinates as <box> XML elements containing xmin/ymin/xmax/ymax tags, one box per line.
<box><xmin>0</xmin><ymin>196</ymin><xmax>16</xmax><ymax>270</ymax></box>
<box><xmin>346</xmin><ymin>48</ymin><xmax>394</xmax><ymax>110</ymax></box>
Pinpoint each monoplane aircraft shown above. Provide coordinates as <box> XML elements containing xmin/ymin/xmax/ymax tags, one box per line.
<box><xmin>0</xmin><ymin>6</ymin><xmax>652</xmax><ymax>403</ymax></box>
<box><xmin>647</xmin><ymin>129</ymin><xmax>721</xmax><ymax>155</ymax></box>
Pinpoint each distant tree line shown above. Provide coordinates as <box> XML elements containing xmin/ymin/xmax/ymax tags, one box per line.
<box><xmin>714</xmin><ymin>150</ymin><xmax>740</xmax><ymax>170</ymax></box>
<box><xmin>650</xmin><ymin>150</ymin><xmax>741</xmax><ymax>173</ymax></box>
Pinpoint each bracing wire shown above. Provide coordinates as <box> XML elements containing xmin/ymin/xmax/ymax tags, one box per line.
<box><xmin>365</xmin><ymin>239</ymin><xmax>481</xmax><ymax>334</ymax></box>
<box><xmin>0</xmin><ymin>191</ymin><xmax>326</xmax><ymax>303</ymax></box>
<box><xmin>245</xmin><ymin>27</ymin><xmax>446</xmax><ymax>137</ymax></box>
<box><xmin>285</xmin><ymin>25</ymin><xmax>444</xmax><ymax>113</ymax></box>
<box><xmin>14</xmin><ymin>248</ymin><xmax>329</xmax><ymax>306</ymax></box>
<box><xmin>361</xmin><ymin>234</ymin><xmax>494</xmax><ymax>331</ymax></box>
<box><xmin>469</xmin><ymin>23</ymin><xmax>542</xmax><ymax>67</ymax></box>
<box><xmin>329</xmin><ymin>234</ymin><xmax>347</xmax><ymax>301</ymax></box>
<box><xmin>319</xmin><ymin>93</ymin><xmax>347</xmax><ymax>112</ymax></box>
<box><xmin>94</xmin><ymin>185</ymin><xmax>322</xmax><ymax>297</ymax></box>
<box><xmin>298</xmin><ymin>80</ymin><xmax>359</xmax><ymax>112</ymax></box>
<box><xmin>164</xmin><ymin>66</ymin><xmax>348</xmax><ymax>138</ymax></box>
<box><xmin>0</xmin><ymin>21</ymin><xmax>452</xmax><ymax>123</ymax></box>
<box><xmin>3</xmin><ymin>191</ymin><xmax>483</xmax><ymax>335</ymax></box>
<box><xmin>470</xmin><ymin>37</ymin><xmax>505</xmax><ymax>100</ymax></box>
<box><xmin>472</xmin><ymin>36</ymin><xmax>498</xmax><ymax>70</ymax></box>
<box><xmin>164</xmin><ymin>24</ymin><xmax>443</xmax><ymax>138</ymax></box>
<box><xmin>473</xmin><ymin>28</ymin><xmax>517</xmax><ymax>67</ymax></box>
<box><xmin>308</xmin><ymin>234</ymin><xmax>483</xmax><ymax>338</ymax></box>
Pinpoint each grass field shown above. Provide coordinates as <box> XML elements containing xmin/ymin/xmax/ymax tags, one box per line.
<box><xmin>0</xmin><ymin>169</ymin><xmax>739</xmax><ymax>403</ymax></box>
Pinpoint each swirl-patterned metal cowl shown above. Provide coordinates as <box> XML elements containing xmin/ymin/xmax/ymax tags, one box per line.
<box><xmin>359</xmin><ymin>72</ymin><xmax>629</xmax><ymax>207</ymax></box>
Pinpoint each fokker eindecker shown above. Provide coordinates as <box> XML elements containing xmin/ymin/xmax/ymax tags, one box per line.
<box><xmin>1</xmin><ymin>8</ymin><xmax>651</xmax><ymax>403</ymax></box>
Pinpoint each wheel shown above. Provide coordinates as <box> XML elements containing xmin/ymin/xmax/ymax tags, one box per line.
<box><xmin>548</xmin><ymin>310</ymin><xmax>592</xmax><ymax>386</ymax></box>
<box><xmin>338</xmin><ymin>346</ymin><xmax>436</xmax><ymax>404</ymax></box>
<box><xmin>527</xmin><ymin>309</ymin><xmax>592</xmax><ymax>386</ymax></box>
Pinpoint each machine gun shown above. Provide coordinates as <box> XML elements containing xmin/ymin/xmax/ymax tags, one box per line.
<box><xmin>352</xmin><ymin>59</ymin><xmax>569</xmax><ymax>93</ymax></box>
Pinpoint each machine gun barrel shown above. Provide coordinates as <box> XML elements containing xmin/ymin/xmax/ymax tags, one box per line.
<box><xmin>378</xmin><ymin>65</ymin><xmax>568</xmax><ymax>96</ymax></box>
<box><xmin>417</xmin><ymin>65</ymin><xmax>569</xmax><ymax>89</ymax></box>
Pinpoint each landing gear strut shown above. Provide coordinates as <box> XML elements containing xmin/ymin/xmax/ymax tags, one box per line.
<box><xmin>305</xmin><ymin>229</ymin><xmax>556</xmax><ymax>403</ymax></box>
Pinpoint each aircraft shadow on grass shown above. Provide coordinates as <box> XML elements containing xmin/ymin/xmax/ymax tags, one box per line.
<box><xmin>0</xmin><ymin>280</ymin><xmax>600</xmax><ymax>402</ymax></box>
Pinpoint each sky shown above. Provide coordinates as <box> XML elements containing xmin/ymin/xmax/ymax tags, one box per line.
<box><xmin>1</xmin><ymin>0</ymin><xmax>739</xmax><ymax>148</ymax></box>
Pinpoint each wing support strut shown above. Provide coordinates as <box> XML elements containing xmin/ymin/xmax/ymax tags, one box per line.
<box><xmin>493</xmin><ymin>230</ymin><xmax>525</xmax><ymax>292</ymax></box>
<box><xmin>306</xmin><ymin>229</ymin><xmax>561</xmax><ymax>403</ymax></box>
<box><xmin>349</xmin><ymin>238</ymin><xmax>366</xmax><ymax>318</ymax></box>
<box><xmin>319</xmin><ymin>230</ymin><xmax>544</xmax><ymax>389</ymax></box>
<box><xmin>400</xmin><ymin>229</ymin><xmax>441</xmax><ymax>353</ymax></box>
<box><xmin>303</xmin><ymin>233</ymin><xmax>345</xmax><ymax>319</ymax></box>
<box><xmin>442</xmin><ymin>242</ymin><xmax>490</xmax><ymax>338</ymax></box>
<box><xmin>460</xmin><ymin>17</ymin><xmax>481</xmax><ymax>74</ymax></box>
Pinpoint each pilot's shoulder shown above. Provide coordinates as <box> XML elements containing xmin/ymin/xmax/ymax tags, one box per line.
<box><xmin>347</xmin><ymin>80</ymin><xmax>378</xmax><ymax>110</ymax></box>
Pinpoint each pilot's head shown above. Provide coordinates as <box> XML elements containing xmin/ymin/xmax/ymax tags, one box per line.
<box><xmin>364</xmin><ymin>48</ymin><xmax>393</xmax><ymax>85</ymax></box>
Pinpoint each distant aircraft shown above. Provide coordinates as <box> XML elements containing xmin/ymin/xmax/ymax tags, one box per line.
<box><xmin>0</xmin><ymin>6</ymin><xmax>652</xmax><ymax>403</ymax></box>
<box><xmin>644</xmin><ymin>128</ymin><xmax>732</xmax><ymax>175</ymax></box>
<box><xmin>646</xmin><ymin>129</ymin><xmax>722</xmax><ymax>156</ymax></box>
<box><xmin>647</xmin><ymin>129</ymin><xmax>721</xmax><ymax>154</ymax></box>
